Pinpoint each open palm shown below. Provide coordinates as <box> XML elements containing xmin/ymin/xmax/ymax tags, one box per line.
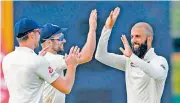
<box><xmin>105</xmin><ymin>7</ymin><xmax>120</xmax><ymax>29</ymax></box>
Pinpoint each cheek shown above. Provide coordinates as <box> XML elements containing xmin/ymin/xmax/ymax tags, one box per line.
<box><xmin>55</xmin><ymin>42</ymin><xmax>61</xmax><ymax>47</ymax></box>
<box><xmin>136</xmin><ymin>37</ymin><xmax>145</xmax><ymax>44</ymax></box>
<box><xmin>58</xmin><ymin>42</ymin><xmax>63</xmax><ymax>45</ymax></box>
<box><xmin>131</xmin><ymin>38</ymin><xmax>141</xmax><ymax>44</ymax></box>
<box><xmin>38</xmin><ymin>35</ymin><xmax>40</xmax><ymax>40</ymax></box>
<box><xmin>35</xmin><ymin>34</ymin><xmax>40</xmax><ymax>40</ymax></box>
<box><xmin>131</xmin><ymin>39</ymin><xmax>133</xmax><ymax>44</ymax></box>
<box><xmin>138</xmin><ymin>39</ymin><xmax>143</xmax><ymax>44</ymax></box>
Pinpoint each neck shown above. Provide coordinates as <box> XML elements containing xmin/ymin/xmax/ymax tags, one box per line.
<box><xmin>19</xmin><ymin>41</ymin><xmax>35</xmax><ymax>50</ymax></box>
<box><xmin>46</xmin><ymin>48</ymin><xmax>57</xmax><ymax>54</ymax></box>
<box><xmin>147</xmin><ymin>45</ymin><xmax>152</xmax><ymax>51</ymax></box>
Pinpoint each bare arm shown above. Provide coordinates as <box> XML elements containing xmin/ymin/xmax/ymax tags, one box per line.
<box><xmin>50</xmin><ymin>46</ymin><xmax>80</xmax><ymax>94</ymax></box>
<box><xmin>51</xmin><ymin>65</ymin><xmax>76</xmax><ymax>94</ymax></box>
<box><xmin>78</xmin><ymin>9</ymin><xmax>97</xmax><ymax>64</ymax></box>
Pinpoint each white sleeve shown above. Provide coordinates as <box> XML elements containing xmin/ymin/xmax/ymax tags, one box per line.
<box><xmin>35</xmin><ymin>58</ymin><xmax>60</xmax><ymax>84</ymax></box>
<box><xmin>95</xmin><ymin>27</ymin><xmax>127</xmax><ymax>71</ymax></box>
<box><xmin>130</xmin><ymin>53</ymin><xmax>169</xmax><ymax>80</ymax></box>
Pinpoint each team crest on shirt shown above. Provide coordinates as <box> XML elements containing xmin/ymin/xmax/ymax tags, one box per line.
<box><xmin>160</xmin><ymin>64</ymin><xmax>166</xmax><ymax>70</ymax></box>
<box><xmin>130</xmin><ymin>62</ymin><xmax>137</xmax><ymax>67</ymax></box>
<box><xmin>48</xmin><ymin>67</ymin><xmax>54</xmax><ymax>74</ymax></box>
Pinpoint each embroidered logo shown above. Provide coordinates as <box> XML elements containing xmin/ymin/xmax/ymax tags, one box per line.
<box><xmin>130</xmin><ymin>62</ymin><xmax>136</xmax><ymax>67</ymax></box>
<box><xmin>160</xmin><ymin>65</ymin><xmax>166</xmax><ymax>70</ymax></box>
<box><xmin>48</xmin><ymin>67</ymin><xmax>54</xmax><ymax>74</ymax></box>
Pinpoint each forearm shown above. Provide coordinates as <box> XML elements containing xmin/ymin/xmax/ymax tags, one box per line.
<box><xmin>79</xmin><ymin>29</ymin><xmax>96</xmax><ymax>64</ymax></box>
<box><xmin>96</xmin><ymin>26</ymin><xmax>111</xmax><ymax>57</ymax></box>
<box><xmin>95</xmin><ymin>27</ymin><xmax>126</xmax><ymax>71</ymax></box>
<box><xmin>130</xmin><ymin>54</ymin><xmax>168</xmax><ymax>80</ymax></box>
<box><xmin>63</xmin><ymin>65</ymin><xmax>76</xmax><ymax>93</ymax></box>
<box><xmin>51</xmin><ymin>66</ymin><xmax>76</xmax><ymax>94</ymax></box>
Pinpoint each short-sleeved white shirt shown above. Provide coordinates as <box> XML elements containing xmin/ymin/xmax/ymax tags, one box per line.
<box><xmin>2</xmin><ymin>47</ymin><xmax>59</xmax><ymax>103</ymax></box>
<box><xmin>42</xmin><ymin>52</ymin><xmax>67</xmax><ymax>103</ymax></box>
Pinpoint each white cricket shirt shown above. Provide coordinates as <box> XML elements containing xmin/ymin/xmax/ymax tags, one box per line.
<box><xmin>2</xmin><ymin>47</ymin><xmax>59</xmax><ymax>103</ymax></box>
<box><xmin>43</xmin><ymin>52</ymin><xmax>67</xmax><ymax>103</ymax></box>
<box><xmin>95</xmin><ymin>27</ymin><xmax>169</xmax><ymax>103</ymax></box>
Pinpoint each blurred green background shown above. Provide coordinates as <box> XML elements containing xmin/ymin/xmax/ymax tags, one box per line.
<box><xmin>171</xmin><ymin>1</ymin><xmax>180</xmax><ymax>103</ymax></box>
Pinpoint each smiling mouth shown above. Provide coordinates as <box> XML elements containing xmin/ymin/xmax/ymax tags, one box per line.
<box><xmin>134</xmin><ymin>44</ymin><xmax>139</xmax><ymax>48</ymax></box>
<box><xmin>133</xmin><ymin>44</ymin><xmax>140</xmax><ymax>48</ymax></box>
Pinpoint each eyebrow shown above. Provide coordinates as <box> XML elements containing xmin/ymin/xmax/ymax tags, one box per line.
<box><xmin>131</xmin><ymin>34</ymin><xmax>140</xmax><ymax>36</ymax></box>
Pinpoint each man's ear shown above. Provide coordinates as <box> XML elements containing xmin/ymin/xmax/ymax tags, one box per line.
<box><xmin>147</xmin><ymin>36</ymin><xmax>153</xmax><ymax>46</ymax></box>
<box><xmin>148</xmin><ymin>36</ymin><xmax>153</xmax><ymax>42</ymax></box>
<box><xmin>27</xmin><ymin>32</ymin><xmax>33</xmax><ymax>39</ymax></box>
<box><xmin>48</xmin><ymin>39</ymin><xmax>52</xmax><ymax>44</ymax></box>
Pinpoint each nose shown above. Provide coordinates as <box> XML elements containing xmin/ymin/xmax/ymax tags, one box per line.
<box><xmin>62</xmin><ymin>39</ymin><xmax>66</xmax><ymax>43</ymax></box>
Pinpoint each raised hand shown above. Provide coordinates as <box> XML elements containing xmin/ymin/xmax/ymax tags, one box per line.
<box><xmin>119</xmin><ymin>35</ymin><xmax>132</xmax><ymax>57</ymax></box>
<box><xmin>105</xmin><ymin>7</ymin><xmax>120</xmax><ymax>29</ymax></box>
<box><xmin>39</xmin><ymin>44</ymin><xmax>51</xmax><ymax>56</ymax></box>
<box><xmin>65</xmin><ymin>46</ymin><xmax>80</xmax><ymax>69</ymax></box>
<box><xmin>89</xmin><ymin>9</ymin><xmax>97</xmax><ymax>31</ymax></box>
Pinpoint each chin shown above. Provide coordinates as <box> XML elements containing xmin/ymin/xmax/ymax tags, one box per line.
<box><xmin>57</xmin><ymin>48</ymin><xmax>64</xmax><ymax>52</ymax></box>
<box><xmin>60</xmin><ymin>48</ymin><xmax>64</xmax><ymax>51</ymax></box>
<box><xmin>134</xmin><ymin>47</ymin><xmax>139</xmax><ymax>50</ymax></box>
<box><xmin>60</xmin><ymin>46</ymin><xmax>64</xmax><ymax>51</ymax></box>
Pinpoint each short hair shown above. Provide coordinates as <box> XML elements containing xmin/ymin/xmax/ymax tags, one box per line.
<box><xmin>132</xmin><ymin>22</ymin><xmax>154</xmax><ymax>36</ymax></box>
<box><xmin>16</xmin><ymin>34</ymin><xmax>29</xmax><ymax>42</ymax></box>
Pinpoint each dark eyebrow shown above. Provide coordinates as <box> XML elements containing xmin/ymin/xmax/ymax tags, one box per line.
<box><xmin>131</xmin><ymin>34</ymin><xmax>140</xmax><ymax>36</ymax></box>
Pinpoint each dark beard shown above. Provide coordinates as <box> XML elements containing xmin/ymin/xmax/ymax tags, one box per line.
<box><xmin>132</xmin><ymin>40</ymin><xmax>148</xmax><ymax>58</ymax></box>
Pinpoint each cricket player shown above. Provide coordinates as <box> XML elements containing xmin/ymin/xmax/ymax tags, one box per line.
<box><xmin>40</xmin><ymin>9</ymin><xmax>97</xmax><ymax>103</ymax></box>
<box><xmin>2</xmin><ymin>18</ymin><xmax>80</xmax><ymax>103</ymax></box>
<box><xmin>95</xmin><ymin>7</ymin><xmax>169</xmax><ymax>103</ymax></box>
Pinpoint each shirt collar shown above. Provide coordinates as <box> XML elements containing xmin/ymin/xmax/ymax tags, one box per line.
<box><xmin>15</xmin><ymin>46</ymin><xmax>35</xmax><ymax>53</ymax></box>
<box><xmin>45</xmin><ymin>52</ymin><xmax>54</xmax><ymax>56</ymax></box>
<box><xmin>143</xmin><ymin>48</ymin><xmax>156</xmax><ymax>61</ymax></box>
<box><xmin>39</xmin><ymin>51</ymin><xmax>54</xmax><ymax>56</ymax></box>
